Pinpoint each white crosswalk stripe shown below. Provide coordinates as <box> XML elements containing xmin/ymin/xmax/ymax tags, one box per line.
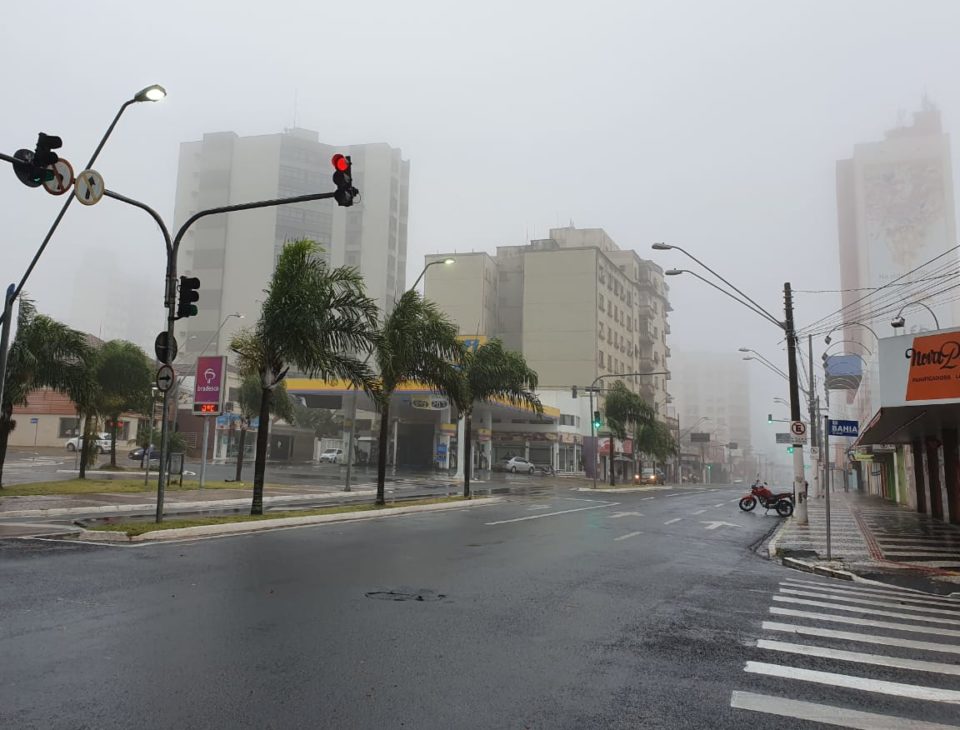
<box><xmin>731</xmin><ymin>577</ymin><xmax>960</xmax><ymax>728</ymax></box>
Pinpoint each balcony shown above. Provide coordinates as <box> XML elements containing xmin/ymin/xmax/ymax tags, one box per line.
<box><xmin>638</xmin><ymin>322</ymin><xmax>656</xmax><ymax>344</ymax></box>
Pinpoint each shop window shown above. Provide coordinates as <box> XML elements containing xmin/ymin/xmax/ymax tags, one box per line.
<box><xmin>58</xmin><ymin>417</ymin><xmax>80</xmax><ymax>438</ymax></box>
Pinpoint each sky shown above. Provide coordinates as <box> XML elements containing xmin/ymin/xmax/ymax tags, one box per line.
<box><xmin>3</xmin><ymin>0</ymin><xmax>960</xmax><ymax>462</ymax></box>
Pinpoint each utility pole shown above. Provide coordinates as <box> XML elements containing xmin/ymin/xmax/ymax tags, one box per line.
<box><xmin>784</xmin><ymin>283</ymin><xmax>807</xmax><ymax>524</ymax></box>
<box><xmin>807</xmin><ymin>334</ymin><xmax>819</xmax><ymax>499</ymax></box>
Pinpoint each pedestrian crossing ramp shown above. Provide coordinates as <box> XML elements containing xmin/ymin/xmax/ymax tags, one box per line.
<box><xmin>732</xmin><ymin>576</ymin><xmax>960</xmax><ymax>728</ymax></box>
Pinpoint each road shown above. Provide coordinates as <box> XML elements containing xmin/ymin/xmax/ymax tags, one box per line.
<box><xmin>2</xmin><ymin>483</ymin><xmax>958</xmax><ymax>729</ymax></box>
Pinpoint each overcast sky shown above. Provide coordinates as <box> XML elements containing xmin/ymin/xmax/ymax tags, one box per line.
<box><xmin>3</xmin><ymin>0</ymin><xmax>959</xmax><ymax>460</ymax></box>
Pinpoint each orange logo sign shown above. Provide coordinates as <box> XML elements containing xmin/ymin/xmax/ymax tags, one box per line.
<box><xmin>904</xmin><ymin>332</ymin><xmax>960</xmax><ymax>401</ymax></box>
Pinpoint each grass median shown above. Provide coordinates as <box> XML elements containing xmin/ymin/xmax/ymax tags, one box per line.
<box><xmin>87</xmin><ymin>496</ymin><xmax>467</xmax><ymax>537</ymax></box>
<box><xmin>0</xmin><ymin>478</ymin><xmax>253</xmax><ymax>497</ymax></box>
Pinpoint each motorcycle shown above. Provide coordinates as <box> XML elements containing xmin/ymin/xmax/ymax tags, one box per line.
<box><xmin>738</xmin><ymin>481</ymin><xmax>794</xmax><ymax>517</ymax></box>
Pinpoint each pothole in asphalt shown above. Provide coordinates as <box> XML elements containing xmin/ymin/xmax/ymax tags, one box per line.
<box><xmin>365</xmin><ymin>589</ymin><xmax>446</xmax><ymax>602</ymax></box>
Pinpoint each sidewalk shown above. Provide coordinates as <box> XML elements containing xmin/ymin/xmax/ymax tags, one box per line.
<box><xmin>769</xmin><ymin>490</ymin><xmax>960</xmax><ymax>594</ymax></box>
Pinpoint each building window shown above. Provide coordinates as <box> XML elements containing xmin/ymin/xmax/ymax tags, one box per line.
<box><xmin>599</xmin><ymin>293</ymin><xmax>604</xmax><ymax>310</ymax></box>
<box><xmin>560</xmin><ymin>414</ymin><xmax>578</xmax><ymax>426</ymax></box>
<box><xmin>59</xmin><ymin>417</ymin><xmax>80</xmax><ymax>438</ymax></box>
<box><xmin>598</xmin><ymin>321</ymin><xmax>605</xmax><ymax>338</ymax></box>
<box><xmin>598</xmin><ymin>351</ymin><xmax>605</xmax><ymax>368</ymax></box>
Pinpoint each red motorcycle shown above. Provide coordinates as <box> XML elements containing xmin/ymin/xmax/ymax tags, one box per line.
<box><xmin>739</xmin><ymin>481</ymin><xmax>793</xmax><ymax>517</ymax></box>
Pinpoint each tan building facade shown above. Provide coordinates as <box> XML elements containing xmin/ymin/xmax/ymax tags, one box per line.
<box><xmin>424</xmin><ymin>226</ymin><xmax>672</xmax><ymax>417</ymax></box>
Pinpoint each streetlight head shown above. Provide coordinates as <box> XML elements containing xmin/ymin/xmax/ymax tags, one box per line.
<box><xmin>742</xmin><ymin>356</ymin><xmax>753</xmax><ymax>361</ymax></box>
<box><xmin>737</xmin><ymin>347</ymin><xmax>749</xmax><ymax>352</ymax></box>
<box><xmin>824</xmin><ymin>334</ymin><xmax>832</xmax><ymax>345</ymax></box>
<box><xmin>891</xmin><ymin>316</ymin><xmax>905</xmax><ymax>329</ymax></box>
<box><xmin>134</xmin><ymin>84</ymin><xmax>167</xmax><ymax>102</ymax></box>
<box><xmin>443</xmin><ymin>257</ymin><xmax>455</xmax><ymax>265</ymax></box>
<box><xmin>651</xmin><ymin>242</ymin><xmax>673</xmax><ymax>251</ymax></box>
<box><xmin>233</xmin><ymin>312</ymin><xmax>245</xmax><ymax>320</ymax></box>
<box><xmin>664</xmin><ymin>268</ymin><xmax>684</xmax><ymax>276</ymax></box>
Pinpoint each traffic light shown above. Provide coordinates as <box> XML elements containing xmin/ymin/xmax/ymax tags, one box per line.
<box><xmin>768</xmin><ymin>413</ymin><xmax>773</xmax><ymax>424</ymax></box>
<box><xmin>331</xmin><ymin>154</ymin><xmax>358</xmax><ymax>207</ymax></box>
<box><xmin>12</xmin><ymin>133</ymin><xmax>62</xmax><ymax>187</ymax></box>
<box><xmin>176</xmin><ymin>276</ymin><xmax>200</xmax><ymax>319</ymax></box>
<box><xmin>592</xmin><ymin>410</ymin><xmax>602</xmax><ymax>430</ymax></box>
<box><xmin>787</xmin><ymin>446</ymin><xmax>794</xmax><ymax>454</ymax></box>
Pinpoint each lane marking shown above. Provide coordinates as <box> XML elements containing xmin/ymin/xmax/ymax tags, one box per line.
<box><xmin>701</xmin><ymin>520</ymin><xmax>741</xmax><ymax>530</ymax></box>
<box><xmin>713</xmin><ymin>503</ymin><xmax>725</xmax><ymax>508</ymax></box>
<box><xmin>485</xmin><ymin>502</ymin><xmax>618</xmax><ymax>525</ymax></box>
<box><xmin>614</xmin><ymin>531</ymin><xmax>643</xmax><ymax>541</ymax></box>
<box><xmin>778</xmin><ymin>587</ymin><xmax>960</xmax><ymax>617</ymax></box>
<box><xmin>663</xmin><ymin>518</ymin><xmax>682</xmax><ymax>525</ymax></box>
<box><xmin>729</xmin><ymin>498</ymin><xmax>741</xmax><ymax>503</ymax></box>
<box><xmin>608</xmin><ymin>511</ymin><xmax>643</xmax><ymax>518</ymax></box>
<box><xmin>771</xmin><ymin>595</ymin><xmax>960</xmax><ymax>625</ymax></box>
<box><xmin>761</xmin><ymin>620</ymin><xmax>960</xmax><ymax>655</ymax></box>
<box><xmin>769</xmin><ymin>607</ymin><xmax>960</xmax><ymax>638</ymax></box>
<box><xmin>692</xmin><ymin>509</ymin><xmax>707</xmax><ymax>515</ymax></box>
<box><xmin>757</xmin><ymin>638</ymin><xmax>960</xmax><ymax>676</ymax></box>
<box><xmin>527</xmin><ymin>505</ymin><xmax>551</xmax><ymax>511</ymax></box>
<box><xmin>729</xmin><ymin>690</ymin><xmax>960</xmax><ymax>730</ymax></box>
<box><xmin>781</xmin><ymin>578</ymin><xmax>960</xmax><ymax>605</ymax></box>
<box><xmin>641</xmin><ymin>497</ymin><xmax>656</xmax><ymax>501</ymax></box>
<box><xmin>743</xmin><ymin>660</ymin><xmax>960</xmax><ymax>703</ymax></box>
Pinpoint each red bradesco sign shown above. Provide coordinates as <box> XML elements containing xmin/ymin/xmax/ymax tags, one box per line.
<box><xmin>193</xmin><ymin>356</ymin><xmax>226</xmax><ymax>415</ymax></box>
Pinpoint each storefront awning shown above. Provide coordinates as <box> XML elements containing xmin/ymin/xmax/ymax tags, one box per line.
<box><xmin>855</xmin><ymin>403</ymin><xmax>960</xmax><ymax>446</ymax></box>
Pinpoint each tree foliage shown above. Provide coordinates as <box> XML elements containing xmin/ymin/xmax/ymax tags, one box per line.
<box><xmin>230</xmin><ymin>239</ymin><xmax>379</xmax><ymax>513</ymax></box>
<box><xmin>93</xmin><ymin>340</ymin><xmax>153</xmax><ymax>466</ymax></box>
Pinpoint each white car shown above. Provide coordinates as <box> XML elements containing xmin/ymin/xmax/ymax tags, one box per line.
<box><xmin>318</xmin><ymin>448</ymin><xmax>342</xmax><ymax>464</ymax></box>
<box><xmin>501</xmin><ymin>456</ymin><xmax>536</xmax><ymax>474</ymax></box>
<box><xmin>65</xmin><ymin>432</ymin><xmax>112</xmax><ymax>453</ymax></box>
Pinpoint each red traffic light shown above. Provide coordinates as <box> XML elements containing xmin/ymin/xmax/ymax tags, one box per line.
<box><xmin>331</xmin><ymin>154</ymin><xmax>350</xmax><ymax>172</ymax></box>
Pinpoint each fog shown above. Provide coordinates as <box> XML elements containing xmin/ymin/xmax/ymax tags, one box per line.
<box><xmin>3</xmin><ymin>0</ymin><xmax>959</xmax><ymax>460</ymax></box>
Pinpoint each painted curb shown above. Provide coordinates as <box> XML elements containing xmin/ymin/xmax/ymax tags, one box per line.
<box><xmin>781</xmin><ymin>556</ymin><xmax>854</xmax><ymax>581</ymax></box>
<box><xmin>76</xmin><ymin>497</ymin><xmax>503</xmax><ymax>543</ymax></box>
<box><xmin>0</xmin><ymin>490</ymin><xmax>378</xmax><ymax>520</ymax></box>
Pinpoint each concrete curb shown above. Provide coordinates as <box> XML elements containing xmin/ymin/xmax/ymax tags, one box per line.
<box><xmin>780</xmin><ymin>556</ymin><xmax>855</xmax><ymax>581</ymax></box>
<box><xmin>766</xmin><ymin>517</ymin><xmax>790</xmax><ymax>559</ymax></box>
<box><xmin>0</xmin><ymin>490</ymin><xmax>377</xmax><ymax>520</ymax></box>
<box><xmin>77</xmin><ymin>497</ymin><xmax>502</xmax><ymax>543</ymax></box>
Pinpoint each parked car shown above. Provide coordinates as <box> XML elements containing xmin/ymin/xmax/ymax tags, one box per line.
<box><xmin>637</xmin><ymin>467</ymin><xmax>665</xmax><ymax>485</ymax></box>
<box><xmin>318</xmin><ymin>448</ymin><xmax>342</xmax><ymax>464</ymax></box>
<box><xmin>500</xmin><ymin>456</ymin><xmax>536</xmax><ymax>474</ymax></box>
<box><xmin>129</xmin><ymin>446</ymin><xmax>161</xmax><ymax>462</ymax></box>
<box><xmin>65</xmin><ymin>432</ymin><xmax>112</xmax><ymax>453</ymax></box>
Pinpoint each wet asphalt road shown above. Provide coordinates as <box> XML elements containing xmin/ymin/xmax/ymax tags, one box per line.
<box><xmin>5</xmin><ymin>483</ymin><xmax>952</xmax><ymax>729</ymax></box>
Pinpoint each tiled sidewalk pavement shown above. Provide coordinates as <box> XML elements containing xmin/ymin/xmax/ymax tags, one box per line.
<box><xmin>771</xmin><ymin>490</ymin><xmax>960</xmax><ymax>592</ymax></box>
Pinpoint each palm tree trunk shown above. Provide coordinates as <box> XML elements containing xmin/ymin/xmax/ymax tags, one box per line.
<box><xmin>0</xmin><ymin>403</ymin><xmax>12</xmax><ymax>488</ymax></box>
<box><xmin>235</xmin><ymin>425</ymin><xmax>247</xmax><ymax>482</ymax></box>
<box><xmin>79</xmin><ymin>413</ymin><xmax>92</xmax><ymax>480</ymax></box>
<box><xmin>463</xmin><ymin>413</ymin><xmax>473</xmax><ymax>499</ymax></box>
<box><xmin>110</xmin><ymin>414</ymin><xmax>118</xmax><ymax>468</ymax></box>
<box><xmin>251</xmin><ymin>389</ymin><xmax>272</xmax><ymax>515</ymax></box>
<box><xmin>609</xmin><ymin>453</ymin><xmax>615</xmax><ymax>486</ymax></box>
<box><xmin>375</xmin><ymin>400</ymin><xmax>390</xmax><ymax>506</ymax></box>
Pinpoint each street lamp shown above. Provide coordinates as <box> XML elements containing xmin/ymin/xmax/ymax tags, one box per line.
<box><xmin>822</xmin><ymin>339</ymin><xmax>872</xmax><ymax>357</ymax></box>
<box><xmin>0</xmin><ymin>83</ymin><xmax>167</xmax><ymax>442</ymax></box>
<box><xmin>891</xmin><ymin>301</ymin><xmax>940</xmax><ymax>330</ymax></box>
<box><xmin>824</xmin><ymin>322</ymin><xmax>878</xmax><ymax>345</ymax></box>
<box><xmin>343</xmin><ymin>258</ymin><xmax>455</xmax><ymax>492</ymax></box>
<box><xmin>738</xmin><ymin>347</ymin><xmax>789</xmax><ymax>380</ymax></box>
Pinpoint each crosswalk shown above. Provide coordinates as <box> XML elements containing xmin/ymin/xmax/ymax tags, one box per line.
<box><xmin>731</xmin><ymin>576</ymin><xmax>960</xmax><ymax>728</ymax></box>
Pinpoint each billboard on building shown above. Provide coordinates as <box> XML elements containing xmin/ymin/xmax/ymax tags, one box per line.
<box><xmin>879</xmin><ymin>327</ymin><xmax>960</xmax><ymax>407</ymax></box>
<box><xmin>824</xmin><ymin>354</ymin><xmax>863</xmax><ymax>391</ymax></box>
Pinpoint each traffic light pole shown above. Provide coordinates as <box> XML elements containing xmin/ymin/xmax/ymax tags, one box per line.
<box><xmin>102</xmin><ymin>188</ymin><xmax>338</xmax><ymax>522</ymax></box>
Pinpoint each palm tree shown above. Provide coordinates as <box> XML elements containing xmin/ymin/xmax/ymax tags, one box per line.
<box><xmin>93</xmin><ymin>340</ymin><xmax>154</xmax><ymax>467</ymax></box>
<box><xmin>232</xmin><ymin>372</ymin><xmax>294</xmax><ymax>483</ymax></box>
<box><xmin>0</xmin><ymin>298</ymin><xmax>93</xmax><ymax>487</ymax></box>
<box><xmin>230</xmin><ymin>239</ymin><xmax>379</xmax><ymax>514</ymax></box>
<box><xmin>374</xmin><ymin>291</ymin><xmax>466</xmax><ymax>505</ymax></box>
<box><xmin>461</xmin><ymin>340</ymin><xmax>541</xmax><ymax>498</ymax></box>
<box><xmin>604</xmin><ymin>380</ymin><xmax>654</xmax><ymax>485</ymax></box>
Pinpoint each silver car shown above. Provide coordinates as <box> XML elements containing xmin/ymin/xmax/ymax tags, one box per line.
<box><xmin>65</xmin><ymin>432</ymin><xmax>112</xmax><ymax>453</ymax></box>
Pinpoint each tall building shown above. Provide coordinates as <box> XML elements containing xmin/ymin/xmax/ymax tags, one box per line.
<box><xmin>172</xmin><ymin>128</ymin><xmax>409</xmax><ymax>357</ymax></box>
<box><xmin>836</xmin><ymin>101</ymin><xmax>958</xmax><ymax>425</ymax></box>
<box><xmin>423</xmin><ymin>226</ymin><xmax>672</xmax><ymax>417</ymax></box>
<box><xmin>672</xmin><ymin>351</ymin><xmax>752</xmax><ymax>474</ymax></box>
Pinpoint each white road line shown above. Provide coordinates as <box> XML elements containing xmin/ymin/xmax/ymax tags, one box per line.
<box><xmin>729</xmin><ymin>498</ymin><xmax>741</xmax><ymax>503</ymax></box>
<box><xmin>641</xmin><ymin>497</ymin><xmax>656</xmax><ymax>501</ymax></box>
<box><xmin>729</xmin><ymin>690</ymin><xmax>960</xmax><ymax>730</ymax></box>
<box><xmin>777</xmin><ymin>587</ymin><xmax>960</xmax><ymax>617</ymax></box>
<box><xmin>614</xmin><ymin>531</ymin><xmax>643</xmax><ymax>541</ymax></box>
<box><xmin>665</xmin><ymin>493</ymin><xmax>686</xmax><ymax>498</ymax></box>
<box><xmin>878</xmin><ymin>546</ymin><xmax>960</xmax><ymax>554</ymax></box>
<box><xmin>663</xmin><ymin>518</ymin><xmax>682</xmax><ymax>525</ymax></box>
<box><xmin>744</xmin><ymin>660</ymin><xmax>960</xmax><ymax>703</ymax></box>
<box><xmin>769</xmin><ymin>607</ymin><xmax>960</xmax><ymax>638</ymax></box>
<box><xmin>713</xmin><ymin>503</ymin><xmax>725</xmax><ymax>508</ymax></box>
<box><xmin>761</xmin><ymin>620</ymin><xmax>960</xmax><ymax>655</ymax></box>
<box><xmin>692</xmin><ymin>509</ymin><xmax>707</xmax><ymax>515</ymax></box>
<box><xmin>781</xmin><ymin>578</ymin><xmax>960</xmax><ymax>605</ymax></box>
<box><xmin>527</xmin><ymin>505</ymin><xmax>551</xmax><ymax>511</ymax></box>
<box><xmin>772</xmin><ymin>595</ymin><xmax>960</xmax><ymax>625</ymax></box>
<box><xmin>757</xmin><ymin>638</ymin><xmax>960</xmax><ymax>676</ymax></box>
<box><xmin>485</xmin><ymin>502</ymin><xmax>617</xmax><ymax>525</ymax></box>
<box><xmin>608</xmin><ymin>511</ymin><xmax>643</xmax><ymax>519</ymax></box>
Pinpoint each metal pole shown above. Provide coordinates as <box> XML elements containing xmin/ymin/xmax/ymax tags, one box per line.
<box><xmin>825</xmin><ymin>415</ymin><xmax>832</xmax><ymax>560</ymax></box>
<box><xmin>808</xmin><ymin>334</ymin><xmax>819</xmax><ymax>499</ymax></box>
<box><xmin>784</xmin><ymin>283</ymin><xmax>807</xmax><ymax>524</ymax></box>
<box><xmin>199</xmin><ymin>416</ymin><xmax>209</xmax><ymax>489</ymax></box>
<box><xmin>344</xmin><ymin>388</ymin><xmax>359</xmax><ymax>492</ymax></box>
<box><xmin>0</xmin><ymin>285</ymin><xmax>15</xmax><ymax>420</ymax></box>
<box><xmin>590</xmin><ymin>385</ymin><xmax>596</xmax><ymax>490</ymax></box>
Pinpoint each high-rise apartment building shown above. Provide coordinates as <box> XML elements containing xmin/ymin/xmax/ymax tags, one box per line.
<box><xmin>172</xmin><ymin>128</ymin><xmax>409</xmax><ymax>357</ymax></box>
<box><xmin>424</xmin><ymin>226</ymin><xmax>672</xmax><ymax>417</ymax></box>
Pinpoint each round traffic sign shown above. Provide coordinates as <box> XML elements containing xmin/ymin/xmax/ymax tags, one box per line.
<box><xmin>154</xmin><ymin>331</ymin><xmax>178</xmax><ymax>365</ymax></box>
<box><xmin>42</xmin><ymin>158</ymin><xmax>74</xmax><ymax>196</ymax></box>
<box><xmin>790</xmin><ymin>420</ymin><xmax>807</xmax><ymax>437</ymax></box>
<box><xmin>156</xmin><ymin>364</ymin><xmax>175</xmax><ymax>393</ymax></box>
<box><xmin>74</xmin><ymin>169</ymin><xmax>104</xmax><ymax>205</ymax></box>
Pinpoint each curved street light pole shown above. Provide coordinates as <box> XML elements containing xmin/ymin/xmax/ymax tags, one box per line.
<box><xmin>825</xmin><ymin>321</ymin><xmax>878</xmax><ymax>344</ymax></box>
<box><xmin>892</xmin><ymin>301</ymin><xmax>940</xmax><ymax>330</ymax></box>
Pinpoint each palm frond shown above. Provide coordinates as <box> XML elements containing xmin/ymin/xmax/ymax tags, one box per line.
<box><xmin>464</xmin><ymin>339</ymin><xmax>541</xmax><ymax>416</ymax></box>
